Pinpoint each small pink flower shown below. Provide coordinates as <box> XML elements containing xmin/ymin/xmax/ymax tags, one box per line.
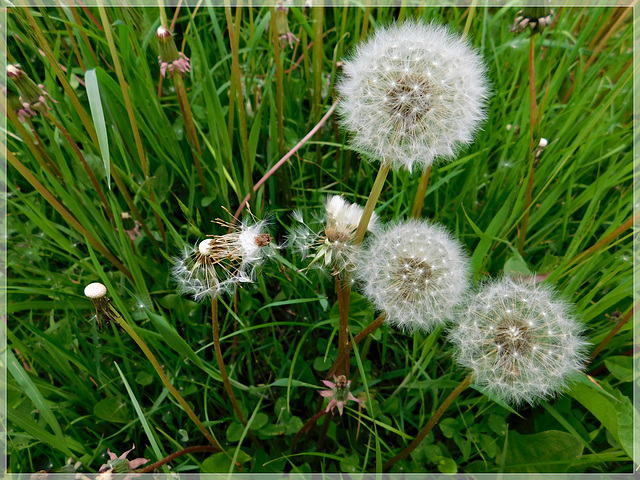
<box><xmin>319</xmin><ymin>374</ymin><xmax>363</xmax><ymax>416</ymax></box>
<box><xmin>98</xmin><ymin>444</ymin><xmax>149</xmax><ymax>480</ymax></box>
<box><xmin>279</xmin><ymin>31</ymin><xmax>300</xmax><ymax>49</ymax></box>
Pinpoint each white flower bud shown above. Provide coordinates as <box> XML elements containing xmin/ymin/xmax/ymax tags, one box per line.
<box><xmin>84</xmin><ymin>282</ymin><xmax>107</xmax><ymax>299</ymax></box>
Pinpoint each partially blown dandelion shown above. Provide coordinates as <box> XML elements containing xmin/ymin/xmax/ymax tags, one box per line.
<box><xmin>172</xmin><ymin>220</ymin><xmax>273</xmax><ymax>301</ymax></box>
<box><xmin>319</xmin><ymin>375</ymin><xmax>363</xmax><ymax>416</ymax></box>
<box><xmin>448</xmin><ymin>277</ymin><xmax>589</xmax><ymax>406</ymax></box>
<box><xmin>338</xmin><ymin>21</ymin><xmax>489</xmax><ymax>172</ymax></box>
<box><xmin>288</xmin><ymin>195</ymin><xmax>377</xmax><ymax>275</ymax></box>
<box><xmin>357</xmin><ymin>219</ymin><xmax>469</xmax><ymax>332</ymax></box>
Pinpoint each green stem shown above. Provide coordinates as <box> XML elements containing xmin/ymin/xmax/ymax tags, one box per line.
<box><xmin>409</xmin><ymin>165</ymin><xmax>432</xmax><ymax>218</ymax></box>
<box><xmin>381</xmin><ymin>375</ymin><xmax>472</xmax><ymax>471</ymax></box>
<box><xmin>354</xmin><ymin>162</ymin><xmax>391</xmax><ymax>245</ymax></box>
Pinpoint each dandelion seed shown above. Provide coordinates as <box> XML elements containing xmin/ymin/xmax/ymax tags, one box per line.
<box><xmin>84</xmin><ymin>282</ymin><xmax>121</xmax><ymax>330</ymax></box>
<box><xmin>288</xmin><ymin>195</ymin><xmax>377</xmax><ymax>275</ymax></box>
<box><xmin>448</xmin><ymin>277</ymin><xmax>589</xmax><ymax>406</ymax></box>
<box><xmin>356</xmin><ymin>219</ymin><xmax>470</xmax><ymax>332</ymax></box>
<box><xmin>337</xmin><ymin>21</ymin><xmax>489</xmax><ymax>172</ymax></box>
<box><xmin>172</xmin><ymin>219</ymin><xmax>273</xmax><ymax>302</ymax></box>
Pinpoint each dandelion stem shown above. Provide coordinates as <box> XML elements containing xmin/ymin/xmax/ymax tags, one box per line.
<box><xmin>409</xmin><ymin>166</ymin><xmax>432</xmax><ymax>218</ymax></box>
<box><xmin>211</xmin><ymin>295</ymin><xmax>261</xmax><ymax>447</ymax></box>
<box><xmin>354</xmin><ymin>163</ymin><xmax>390</xmax><ymax>245</ymax></box>
<box><xmin>518</xmin><ymin>34</ymin><xmax>538</xmax><ymax>254</ymax></box>
<box><xmin>291</xmin><ymin>409</ymin><xmax>328</xmax><ymax>452</ymax></box>
<box><xmin>327</xmin><ymin>313</ymin><xmax>386</xmax><ymax>380</ymax></box>
<box><xmin>381</xmin><ymin>375</ymin><xmax>472</xmax><ymax>471</ymax></box>
<box><xmin>134</xmin><ymin>445</ymin><xmax>220</xmax><ymax>473</ymax></box>
<box><xmin>336</xmin><ymin>275</ymin><xmax>351</xmax><ymax>378</ymax></box>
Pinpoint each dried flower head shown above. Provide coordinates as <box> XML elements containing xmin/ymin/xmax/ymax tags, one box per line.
<box><xmin>319</xmin><ymin>375</ymin><xmax>363</xmax><ymax>416</ymax></box>
<box><xmin>511</xmin><ymin>7</ymin><xmax>554</xmax><ymax>34</ymax></box>
<box><xmin>356</xmin><ymin>219</ymin><xmax>470</xmax><ymax>332</ymax></box>
<box><xmin>288</xmin><ymin>195</ymin><xmax>377</xmax><ymax>275</ymax></box>
<box><xmin>337</xmin><ymin>21</ymin><xmax>489</xmax><ymax>172</ymax></box>
<box><xmin>98</xmin><ymin>444</ymin><xmax>149</xmax><ymax>480</ymax></box>
<box><xmin>173</xmin><ymin>219</ymin><xmax>274</xmax><ymax>301</ymax></box>
<box><xmin>156</xmin><ymin>26</ymin><xmax>191</xmax><ymax>77</ymax></box>
<box><xmin>84</xmin><ymin>282</ymin><xmax>121</xmax><ymax>330</ymax></box>
<box><xmin>448</xmin><ymin>277</ymin><xmax>589</xmax><ymax>406</ymax></box>
<box><xmin>7</xmin><ymin>64</ymin><xmax>57</xmax><ymax>116</ymax></box>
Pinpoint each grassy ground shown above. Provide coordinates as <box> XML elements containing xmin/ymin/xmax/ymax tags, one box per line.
<box><xmin>6</xmin><ymin>3</ymin><xmax>635</xmax><ymax>474</ymax></box>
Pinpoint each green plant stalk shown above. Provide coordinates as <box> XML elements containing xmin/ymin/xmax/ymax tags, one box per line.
<box><xmin>98</xmin><ymin>6</ymin><xmax>167</xmax><ymax>244</ymax></box>
<box><xmin>270</xmin><ymin>7</ymin><xmax>285</xmax><ymax>159</ymax></box>
<box><xmin>70</xmin><ymin>6</ymin><xmax>100</xmax><ymax>67</ymax></box>
<box><xmin>361</xmin><ymin>0</ymin><xmax>371</xmax><ymax>40</ymax></box>
<box><xmin>211</xmin><ymin>295</ymin><xmax>261</xmax><ymax>447</ymax></box>
<box><xmin>45</xmin><ymin>113</ymin><xmax>115</xmax><ymax>225</ymax></box>
<box><xmin>409</xmin><ymin>165</ymin><xmax>432</xmax><ymax>218</ymax></box>
<box><xmin>172</xmin><ymin>71</ymin><xmax>208</xmax><ymax>195</ymax></box>
<box><xmin>111</xmin><ymin>308</ymin><xmax>222</xmax><ymax>450</ymax></box>
<box><xmin>354</xmin><ymin>163</ymin><xmax>391</xmax><ymax>245</ymax></box>
<box><xmin>381</xmin><ymin>375</ymin><xmax>472</xmax><ymax>471</ymax></box>
<box><xmin>311</xmin><ymin>3</ymin><xmax>324</xmax><ymax>124</ymax></box>
<box><xmin>158</xmin><ymin>0</ymin><xmax>169</xmax><ymax>28</ymax></box>
<box><xmin>21</xmin><ymin>6</ymin><xmax>99</xmax><ymax>148</ymax></box>
<box><xmin>518</xmin><ymin>34</ymin><xmax>539</xmax><ymax>254</ymax></box>
<box><xmin>269</xmin><ymin>5</ymin><xmax>292</xmax><ymax>202</ymax></box>
<box><xmin>7</xmin><ymin>150</ymin><xmax>133</xmax><ymax>282</ymax></box>
<box><xmin>224</xmin><ymin>2</ymin><xmax>253</xmax><ymax>196</ymax></box>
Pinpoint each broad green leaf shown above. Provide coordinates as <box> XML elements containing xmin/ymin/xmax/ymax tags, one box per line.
<box><xmin>504</xmin><ymin>430</ymin><xmax>583</xmax><ymax>472</ymax></box>
<box><xmin>85</xmin><ymin>69</ymin><xmax>110</xmax><ymax>185</ymax></box>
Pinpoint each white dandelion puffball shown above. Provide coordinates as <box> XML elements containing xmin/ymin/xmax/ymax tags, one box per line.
<box><xmin>338</xmin><ymin>21</ymin><xmax>489</xmax><ymax>172</ymax></box>
<box><xmin>448</xmin><ymin>277</ymin><xmax>589</xmax><ymax>406</ymax></box>
<box><xmin>357</xmin><ymin>219</ymin><xmax>470</xmax><ymax>332</ymax></box>
<box><xmin>325</xmin><ymin>195</ymin><xmax>378</xmax><ymax>235</ymax></box>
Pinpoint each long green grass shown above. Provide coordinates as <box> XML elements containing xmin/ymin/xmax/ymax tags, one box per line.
<box><xmin>6</xmin><ymin>3</ymin><xmax>635</xmax><ymax>474</ymax></box>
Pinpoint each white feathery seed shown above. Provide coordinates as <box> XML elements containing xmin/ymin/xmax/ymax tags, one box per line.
<box><xmin>356</xmin><ymin>219</ymin><xmax>470</xmax><ymax>332</ymax></box>
<box><xmin>173</xmin><ymin>220</ymin><xmax>273</xmax><ymax>302</ymax></box>
<box><xmin>448</xmin><ymin>277</ymin><xmax>589</xmax><ymax>406</ymax></box>
<box><xmin>337</xmin><ymin>21</ymin><xmax>489</xmax><ymax>172</ymax></box>
<box><xmin>287</xmin><ymin>195</ymin><xmax>377</xmax><ymax>275</ymax></box>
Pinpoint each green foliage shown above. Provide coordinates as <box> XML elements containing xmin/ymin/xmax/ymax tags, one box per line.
<box><xmin>7</xmin><ymin>3</ymin><xmax>633</xmax><ymax>474</ymax></box>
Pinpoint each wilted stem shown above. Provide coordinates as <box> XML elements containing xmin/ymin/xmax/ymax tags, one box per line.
<box><xmin>381</xmin><ymin>375</ymin><xmax>472</xmax><ymax>471</ymax></box>
<box><xmin>335</xmin><ymin>275</ymin><xmax>351</xmax><ymax>378</ymax></box>
<box><xmin>590</xmin><ymin>303</ymin><xmax>637</xmax><ymax>361</ymax></box>
<box><xmin>409</xmin><ymin>166</ymin><xmax>432</xmax><ymax>218</ymax></box>
<box><xmin>354</xmin><ymin>162</ymin><xmax>391</xmax><ymax>245</ymax></box>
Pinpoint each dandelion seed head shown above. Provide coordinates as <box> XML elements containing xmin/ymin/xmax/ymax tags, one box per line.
<box><xmin>337</xmin><ymin>21</ymin><xmax>489</xmax><ymax>172</ymax></box>
<box><xmin>356</xmin><ymin>219</ymin><xmax>470</xmax><ymax>332</ymax></box>
<box><xmin>448</xmin><ymin>277</ymin><xmax>589</xmax><ymax>406</ymax></box>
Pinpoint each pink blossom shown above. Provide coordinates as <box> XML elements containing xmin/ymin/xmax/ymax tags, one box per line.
<box><xmin>319</xmin><ymin>375</ymin><xmax>363</xmax><ymax>416</ymax></box>
<box><xmin>98</xmin><ymin>444</ymin><xmax>149</xmax><ymax>479</ymax></box>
